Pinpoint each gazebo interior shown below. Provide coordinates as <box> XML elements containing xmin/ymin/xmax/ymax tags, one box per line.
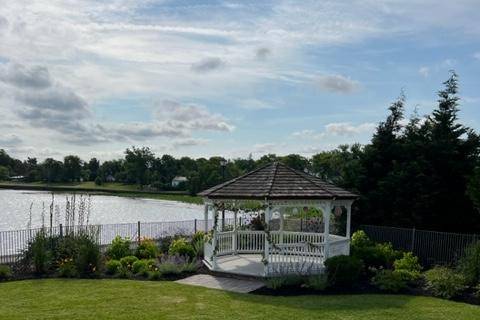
<box><xmin>199</xmin><ymin>162</ymin><xmax>358</xmax><ymax>277</ymax></box>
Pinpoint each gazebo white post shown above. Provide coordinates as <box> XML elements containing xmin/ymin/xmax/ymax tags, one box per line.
<box><xmin>203</xmin><ymin>203</ymin><xmax>209</xmax><ymax>232</ymax></box>
<box><xmin>233</xmin><ymin>210</ymin><xmax>237</xmax><ymax>254</ymax></box>
<box><xmin>264</xmin><ymin>205</ymin><xmax>271</xmax><ymax>276</ymax></box>
<box><xmin>279</xmin><ymin>207</ymin><xmax>284</xmax><ymax>244</ymax></box>
<box><xmin>212</xmin><ymin>206</ymin><xmax>218</xmax><ymax>270</ymax></box>
<box><xmin>346</xmin><ymin>202</ymin><xmax>352</xmax><ymax>239</ymax></box>
<box><xmin>323</xmin><ymin>201</ymin><xmax>332</xmax><ymax>260</ymax></box>
<box><xmin>346</xmin><ymin>201</ymin><xmax>352</xmax><ymax>255</ymax></box>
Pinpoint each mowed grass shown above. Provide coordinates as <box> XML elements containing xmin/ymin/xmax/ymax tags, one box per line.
<box><xmin>0</xmin><ymin>181</ymin><xmax>202</xmax><ymax>204</ymax></box>
<box><xmin>0</xmin><ymin>279</ymin><xmax>479</xmax><ymax>320</ymax></box>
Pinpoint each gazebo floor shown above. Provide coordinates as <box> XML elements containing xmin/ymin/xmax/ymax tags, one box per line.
<box><xmin>210</xmin><ymin>254</ymin><xmax>325</xmax><ymax>277</ymax></box>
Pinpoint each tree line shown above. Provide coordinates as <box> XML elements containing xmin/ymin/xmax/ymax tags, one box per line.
<box><xmin>0</xmin><ymin>72</ymin><xmax>479</xmax><ymax>232</ymax></box>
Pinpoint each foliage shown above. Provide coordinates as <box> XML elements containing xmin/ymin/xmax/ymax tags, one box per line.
<box><xmin>168</xmin><ymin>238</ymin><xmax>195</xmax><ymax>259</ymax></box>
<box><xmin>352</xmin><ymin>242</ymin><xmax>400</xmax><ymax>270</ymax></box>
<box><xmin>148</xmin><ymin>270</ymin><xmax>162</xmax><ymax>280</ymax></box>
<box><xmin>135</xmin><ymin>238</ymin><xmax>158</xmax><ymax>259</ymax></box>
<box><xmin>105</xmin><ymin>260</ymin><xmax>122</xmax><ymax>275</ymax></box>
<box><xmin>57</xmin><ymin>258</ymin><xmax>78</xmax><ymax>278</ymax></box>
<box><xmin>458</xmin><ymin>241</ymin><xmax>480</xmax><ymax>286</ymax></box>
<box><xmin>191</xmin><ymin>231</ymin><xmax>205</xmax><ymax>259</ymax></box>
<box><xmin>0</xmin><ymin>265</ymin><xmax>12</xmax><ymax>280</ymax></box>
<box><xmin>119</xmin><ymin>256</ymin><xmax>139</xmax><ymax>271</ymax></box>
<box><xmin>305</xmin><ymin>274</ymin><xmax>328</xmax><ymax>291</ymax></box>
<box><xmin>157</xmin><ymin>263</ymin><xmax>182</xmax><ymax>276</ymax></box>
<box><xmin>371</xmin><ymin>270</ymin><xmax>408</xmax><ymax>293</ymax></box>
<box><xmin>394</xmin><ymin>252</ymin><xmax>422</xmax><ymax>280</ymax></box>
<box><xmin>324</xmin><ymin>255</ymin><xmax>363</xmax><ymax>288</ymax></box>
<box><xmin>132</xmin><ymin>259</ymin><xmax>157</xmax><ymax>276</ymax></box>
<box><xmin>265</xmin><ymin>275</ymin><xmax>304</xmax><ymax>290</ymax></box>
<box><xmin>30</xmin><ymin>230</ymin><xmax>51</xmax><ymax>275</ymax></box>
<box><xmin>74</xmin><ymin>235</ymin><xmax>101</xmax><ymax>277</ymax></box>
<box><xmin>181</xmin><ymin>261</ymin><xmax>199</xmax><ymax>274</ymax></box>
<box><xmin>351</xmin><ymin>230</ymin><xmax>373</xmax><ymax>248</ymax></box>
<box><xmin>106</xmin><ymin>236</ymin><xmax>132</xmax><ymax>260</ymax></box>
<box><xmin>424</xmin><ymin>266</ymin><xmax>466</xmax><ymax>299</ymax></box>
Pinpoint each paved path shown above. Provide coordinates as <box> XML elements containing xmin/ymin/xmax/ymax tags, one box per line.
<box><xmin>175</xmin><ymin>274</ymin><xmax>264</xmax><ymax>293</ymax></box>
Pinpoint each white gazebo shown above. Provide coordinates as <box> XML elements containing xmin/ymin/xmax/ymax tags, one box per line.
<box><xmin>199</xmin><ymin>162</ymin><xmax>358</xmax><ymax>277</ymax></box>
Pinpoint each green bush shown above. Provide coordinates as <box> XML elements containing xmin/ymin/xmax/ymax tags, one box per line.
<box><xmin>351</xmin><ymin>230</ymin><xmax>373</xmax><ymax>248</ymax></box>
<box><xmin>458</xmin><ymin>241</ymin><xmax>480</xmax><ymax>286</ymax></box>
<box><xmin>120</xmin><ymin>256</ymin><xmax>139</xmax><ymax>271</ymax></box>
<box><xmin>372</xmin><ymin>269</ymin><xmax>408</xmax><ymax>292</ymax></box>
<box><xmin>31</xmin><ymin>231</ymin><xmax>51</xmax><ymax>275</ymax></box>
<box><xmin>265</xmin><ymin>275</ymin><xmax>304</xmax><ymax>290</ymax></box>
<box><xmin>105</xmin><ymin>260</ymin><xmax>122</xmax><ymax>275</ymax></box>
<box><xmin>106</xmin><ymin>236</ymin><xmax>132</xmax><ymax>260</ymax></box>
<box><xmin>135</xmin><ymin>238</ymin><xmax>158</xmax><ymax>259</ymax></box>
<box><xmin>393</xmin><ymin>252</ymin><xmax>422</xmax><ymax>281</ymax></box>
<box><xmin>324</xmin><ymin>255</ymin><xmax>363</xmax><ymax>288</ymax></box>
<box><xmin>181</xmin><ymin>261</ymin><xmax>199</xmax><ymax>274</ymax></box>
<box><xmin>424</xmin><ymin>266</ymin><xmax>466</xmax><ymax>299</ymax></box>
<box><xmin>191</xmin><ymin>231</ymin><xmax>206</xmax><ymax>259</ymax></box>
<box><xmin>192</xmin><ymin>231</ymin><xmax>206</xmax><ymax>244</ymax></box>
<box><xmin>75</xmin><ymin>235</ymin><xmax>101</xmax><ymax>277</ymax></box>
<box><xmin>159</xmin><ymin>236</ymin><xmax>180</xmax><ymax>254</ymax></box>
<box><xmin>0</xmin><ymin>265</ymin><xmax>12</xmax><ymax>280</ymax></box>
<box><xmin>148</xmin><ymin>270</ymin><xmax>162</xmax><ymax>280</ymax></box>
<box><xmin>306</xmin><ymin>274</ymin><xmax>328</xmax><ymax>291</ymax></box>
<box><xmin>132</xmin><ymin>259</ymin><xmax>156</xmax><ymax>276</ymax></box>
<box><xmin>168</xmin><ymin>238</ymin><xmax>195</xmax><ymax>259</ymax></box>
<box><xmin>57</xmin><ymin>258</ymin><xmax>78</xmax><ymax>278</ymax></box>
<box><xmin>352</xmin><ymin>243</ymin><xmax>400</xmax><ymax>270</ymax></box>
<box><xmin>158</xmin><ymin>262</ymin><xmax>182</xmax><ymax>276</ymax></box>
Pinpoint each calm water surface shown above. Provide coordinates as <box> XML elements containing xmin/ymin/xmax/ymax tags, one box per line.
<box><xmin>0</xmin><ymin>189</ymin><xmax>204</xmax><ymax>231</ymax></box>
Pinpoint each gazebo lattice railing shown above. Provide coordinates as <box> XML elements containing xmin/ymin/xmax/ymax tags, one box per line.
<box><xmin>199</xmin><ymin>162</ymin><xmax>357</xmax><ymax>277</ymax></box>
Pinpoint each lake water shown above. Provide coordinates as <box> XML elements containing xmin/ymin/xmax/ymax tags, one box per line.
<box><xmin>0</xmin><ymin>189</ymin><xmax>204</xmax><ymax>231</ymax></box>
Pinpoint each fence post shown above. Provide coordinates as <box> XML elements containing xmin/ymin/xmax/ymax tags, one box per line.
<box><xmin>137</xmin><ymin>221</ymin><xmax>141</xmax><ymax>243</ymax></box>
<box><xmin>59</xmin><ymin>224</ymin><xmax>63</xmax><ymax>237</ymax></box>
<box><xmin>194</xmin><ymin>219</ymin><xmax>197</xmax><ymax>234</ymax></box>
<box><xmin>411</xmin><ymin>227</ymin><xmax>416</xmax><ymax>252</ymax></box>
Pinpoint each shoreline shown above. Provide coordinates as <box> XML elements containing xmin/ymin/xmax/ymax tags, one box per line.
<box><xmin>0</xmin><ymin>183</ymin><xmax>202</xmax><ymax>205</ymax></box>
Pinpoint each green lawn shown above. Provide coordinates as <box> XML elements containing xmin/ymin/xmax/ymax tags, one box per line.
<box><xmin>0</xmin><ymin>181</ymin><xmax>202</xmax><ymax>204</ymax></box>
<box><xmin>0</xmin><ymin>279</ymin><xmax>479</xmax><ymax>320</ymax></box>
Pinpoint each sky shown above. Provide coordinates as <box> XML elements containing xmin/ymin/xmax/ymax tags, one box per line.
<box><xmin>0</xmin><ymin>0</ymin><xmax>479</xmax><ymax>161</ymax></box>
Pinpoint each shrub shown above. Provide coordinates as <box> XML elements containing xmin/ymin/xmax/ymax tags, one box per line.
<box><xmin>0</xmin><ymin>265</ymin><xmax>12</xmax><ymax>280</ymax></box>
<box><xmin>105</xmin><ymin>260</ymin><xmax>122</xmax><ymax>275</ymax></box>
<box><xmin>306</xmin><ymin>274</ymin><xmax>328</xmax><ymax>291</ymax></box>
<box><xmin>394</xmin><ymin>252</ymin><xmax>422</xmax><ymax>281</ymax></box>
<box><xmin>351</xmin><ymin>230</ymin><xmax>373</xmax><ymax>248</ymax></box>
<box><xmin>106</xmin><ymin>236</ymin><xmax>132</xmax><ymax>260</ymax></box>
<box><xmin>424</xmin><ymin>266</ymin><xmax>466</xmax><ymax>299</ymax></box>
<box><xmin>135</xmin><ymin>238</ymin><xmax>158</xmax><ymax>259</ymax></box>
<box><xmin>458</xmin><ymin>241</ymin><xmax>480</xmax><ymax>286</ymax></box>
<box><xmin>94</xmin><ymin>176</ymin><xmax>103</xmax><ymax>185</ymax></box>
<box><xmin>169</xmin><ymin>238</ymin><xmax>195</xmax><ymax>259</ymax></box>
<box><xmin>352</xmin><ymin>243</ymin><xmax>400</xmax><ymax>270</ymax></box>
<box><xmin>148</xmin><ymin>270</ymin><xmax>161</xmax><ymax>280</ymax></box>
<box><xmin>75</xmin><ymin>234</ymin><xmax>101</xmax><ymax>277</ymax></box>
<box><xmin>192</xmin><ymin>231</ymin><xmax>205</xmax><ymax>244</ymax></box>
<box><xmin>132</xmin><ymin>259</ymin><xmax>156</xmax><ymax>276</ymax></box>
<box><xmin>57</xmin><ymin>258</ymin><xmax>78</xmax><ymax>278</ymax></box>
<box><xmin>120</xmin><ymin>256</ymin><xmax>139</xmax><ymax>271</ymax></box>
<box><xmin>181</xmin><ymin>261</ymin><xmax>199</xmax><ymax>273</ymax></box>
<box><xmin>31</xmin><ymin>230</ymin><xmax>51</xmax><ymax>275</ymax></box>
<box><xmin>158</xmin><ymin>263</ymin><xmax>182</xmax><ymax>276</ymax></box>
<box><xmin>372</xmin><ymin>270</ymin><xmax>408</xmax><ymax>293</ymax></box>
<box><xmin>159</xmin><ymin>236</ymin><xmax>181</xmax><ymax>254</ymax></box>
<box><xmin>265</xmin><ymin>275</ymin><xmax>304</xmax><ymax>290</ymax></box>
<box><xmin>324</xmin><ymin>255</ymin><xmax>363</xmax><ymax>288</ymax></box>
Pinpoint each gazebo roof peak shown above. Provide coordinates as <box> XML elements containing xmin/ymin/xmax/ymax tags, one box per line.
<box><xmin>198</xmin><ymin>161</ymin><xmax>358</xmax><ymax>200</ymax></box>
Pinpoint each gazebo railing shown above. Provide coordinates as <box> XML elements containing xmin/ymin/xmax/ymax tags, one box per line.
<box><xmin>214</xmin><ymin>230</ymin><xmax>336</xmax><ymax>256</ymax></box>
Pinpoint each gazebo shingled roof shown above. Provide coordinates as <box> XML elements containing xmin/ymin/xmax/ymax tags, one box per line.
<box><xmin>199</xmin><ymin>162</ymin><xmax>358</xmax><ymax>200</ymax></box>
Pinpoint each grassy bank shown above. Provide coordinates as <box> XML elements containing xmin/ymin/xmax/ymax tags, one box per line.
<box><xmin>0</xmin><ymin>182</ymin><xmax>202</xmax><ymax>205</ymax></box>
<box><xmin>0</xmin><ymin>279</ymin><xmax>479</xmax><ymax>319</ymax></box>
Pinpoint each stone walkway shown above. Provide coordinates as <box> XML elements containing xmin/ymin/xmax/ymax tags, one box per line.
<box><xmin>175</xmin><ymin>274</ymin><xmax>264</xmax><ymax>293</ymax></box>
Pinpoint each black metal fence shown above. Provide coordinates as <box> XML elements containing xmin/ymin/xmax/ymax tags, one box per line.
<box><xmin>359</xmin><ymin>224</ymin><xmax>480</xmax><ymax>267</ymax></box>
<box><xmin>0</xmin><ymin>218</ymin><xmax>231</xmax><ymax>264</ymax></box>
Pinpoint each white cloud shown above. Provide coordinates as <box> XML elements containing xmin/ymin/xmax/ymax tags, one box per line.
<box><xmin>325</xmin><ymin>122</ymin><xmax>376</xmax><ymax>136</ymax></box>
<box><xmin>0</xmin><ymin>134</ymin><xmax>22</xmax><ymax>146</ymax></box>
<box><xmin>315</xmin><ymin>74</ymin><xmax>360</xmax><ymax>94</ymax></box>
<box><xmin>238</xmin><ymin>99</ymin><xmax>276</xmax><ymax>110</ymax></box>
<box><xmin>418</xmin><ymin>66</ymin><xmax>429</xmax><ymax>78</ymax></box>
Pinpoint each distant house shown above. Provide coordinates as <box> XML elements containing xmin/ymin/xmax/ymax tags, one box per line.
<box><xmin>171</xmin><ymin>176</ymin><xmax>188</xmax><ymax>187</ymax></box>
<box><xmin>9</xmin><ymin>175</ymin><xmax>25</xmax><ymax>182</ymax></box>
<box><xmin>105</xmin><ymin>174</ymin><xmax>116</xmax><ymax>182</ymax></box>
